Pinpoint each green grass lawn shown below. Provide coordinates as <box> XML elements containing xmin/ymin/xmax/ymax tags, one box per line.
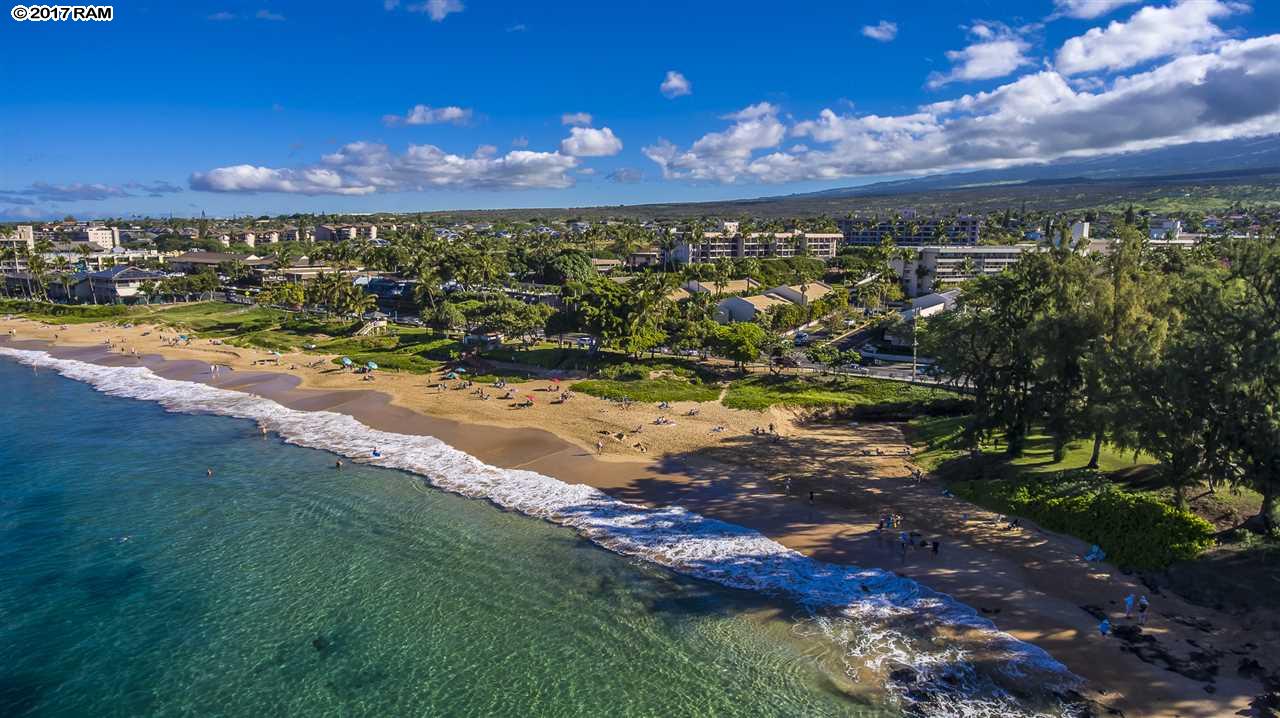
<box><xmin>722</xmin><ymin>374</ymin><xmax>964</xmax><ymax>412</ymax></box>
<box><xmin>573</xmin><ymin>377</ymin><xmax>721</xmax><ymax>403</ymax></box>
<box><xmin>0</xmin><ymin>299</ymin><xmax>134</xmax><ymax>324</ymax></box>
<box><xmin>906</xmin><ymin>415</ymin><xmax>1150</xmax><ymax>476</ymax></box>
<box><xmin>139</xmin><ymin>303</ymin><xmax>290</xmax><ymax>337</ymax></box>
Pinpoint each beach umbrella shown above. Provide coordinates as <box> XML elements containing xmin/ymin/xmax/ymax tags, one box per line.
<box><xmin>341</xmin><ymin>356</ymin><xmax>353</xmax><ymax>367</ymax></box>
<box><xmin>366</xmin><ymin>361</ymin><xmax>378</xmax><ymax>370</ymax></box>
<box><xmin>454</xmin><ymin>367</ymin><xmax>467</xmax><ymax>373</ymax></box>
<box><xmin>444</xmin><ymin>371</ymin><xmax>459</xmax><ymax>379</ymax></box>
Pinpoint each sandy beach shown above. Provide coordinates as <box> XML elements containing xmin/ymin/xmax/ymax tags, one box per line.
<box><xmin>3</xmin><ymin>314</ymin><xmax>1274</xmax><ymax>717</ymax></box>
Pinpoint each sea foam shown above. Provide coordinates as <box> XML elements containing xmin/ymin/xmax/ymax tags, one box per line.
<box><xmin>2</xmin><ymin>347</ymin><xmax>1082</xmax><ymax>717</ymax></box>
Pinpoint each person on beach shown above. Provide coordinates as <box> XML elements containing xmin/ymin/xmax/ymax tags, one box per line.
<box><xmin>1124</xmin><ymin>593</ymin><xmax>1136</xmax><ymax>618</ymax></box>
<box><xmin>596</xmin><ymin>440</ymin><xmax>604</xmax><ymax>455</ymax></box>
<box><xmin>1137</xmin><ymin>596</ymin><xmax>1149</xmax><ymax>625</ymax></box>
<box><xmin>1099</xmin><ymin>618</ymin><xmax>1111</xmax><ymax>637</ymax></box>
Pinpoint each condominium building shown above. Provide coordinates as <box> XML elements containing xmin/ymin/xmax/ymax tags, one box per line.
<box><xmin>838</xmin><ymin>215</ymin><xmax>981</xmax><ymax>247</ymax></box>
<box><xmin>669</xmin><ymin>230</ymin><xmax>841</xmax><ymax>264</ymax></box>
<box><xmin>78</xmin><ymin>226</ymin><xmax>120</xmax><ymax>250</ymax></box>
<box><xmin>890</xmin><ymin>244</ymin><xmax>1036</xmax><ymax>297</ymax></box>
<box><xmin>316</xmin><ymin>224</ymin><xmax>378</xmax><ymax>242</ymax></box>
<box><xmin>1</xmin><ymin>225</ymin><xmax>35</xmax><ymax>267</ymax></box>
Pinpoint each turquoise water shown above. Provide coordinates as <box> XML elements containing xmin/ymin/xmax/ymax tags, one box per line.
<box><xmin>0</xmin><ymin>358</ymin><xmax>887</xmax><ymax>717</ymax></box>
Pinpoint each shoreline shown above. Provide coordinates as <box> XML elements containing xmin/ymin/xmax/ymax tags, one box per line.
<box><xmin>2</xmin><ymin>317</ymin><xmax>1270</xmax><ymax>717</ymax></box>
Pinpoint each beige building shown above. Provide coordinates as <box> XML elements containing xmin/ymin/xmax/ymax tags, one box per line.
<box><xmin>79</xmin><ymin>226</ymin><xmax>120</xmax><ymax>250</ymax></box>
<box><xmin>891</xmin><ymin>245</ymin><xmax>1036</xmax><ymax>297</ymax></box>
<box><xmin>1</xmin><ymin>225</ymin><xmax>35</xmax><ymax>267</ymax></box>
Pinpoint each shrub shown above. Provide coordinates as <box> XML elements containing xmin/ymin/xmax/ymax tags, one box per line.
<box><xmin>951</xmin><ymin>475</ymin><xmax>1214</xmax><ymax>569</ymax></box>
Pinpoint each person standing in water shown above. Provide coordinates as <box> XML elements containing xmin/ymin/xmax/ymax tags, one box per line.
<box><xmin>1137</xmin><ymin>596</ymin><xmax>1150</xmax><ymax>625</ymax></box>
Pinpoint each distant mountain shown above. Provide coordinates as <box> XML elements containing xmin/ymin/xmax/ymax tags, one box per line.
<box><xmin>788</xmin><ymin>134</ymin><xmax>1280</xmax><ymax>199</ymax></box>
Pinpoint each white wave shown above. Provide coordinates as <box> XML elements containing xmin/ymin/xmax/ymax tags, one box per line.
<box><xmin>2</xmin><ymin>347</ymin><xmax>1082</xmax><ymax>716</ymax></box>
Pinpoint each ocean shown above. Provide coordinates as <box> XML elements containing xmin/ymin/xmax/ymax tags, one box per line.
<box><xmin>0</xmin><ymin>349</ymin><xmax>1079</xmax><ymax>717</ymax></box>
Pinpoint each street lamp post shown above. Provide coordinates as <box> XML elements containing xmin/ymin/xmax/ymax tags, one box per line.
<box><xmin>911</xmin><ymin>310</ymin><xmax>918</xmax><ymax>383</ymax></box>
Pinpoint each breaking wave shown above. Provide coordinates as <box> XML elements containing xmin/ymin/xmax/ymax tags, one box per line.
<box><xmin>2</xmin><ymin>347</ymin><xmax>1084</xmax><ymax>717</ymax></box>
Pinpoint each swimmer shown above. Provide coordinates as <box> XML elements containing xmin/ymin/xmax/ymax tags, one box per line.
<box><xmin>206</xmin><ymin>467</ymin><xmax>213</xmax><ymax>477</ymax></box>
<box><xmin>371</xmin><ymin>448</ymin><xmax>382</xmax><ymax>458</ymax></box>
<box><xmin>335</xmin><ymin>459</ymin><xmax>343</xmax><ymax>469</ymax></box>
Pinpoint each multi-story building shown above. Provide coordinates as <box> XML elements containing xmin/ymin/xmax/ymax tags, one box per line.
<box><xmin>1</xmin><ymin>225</ymin><xmax>35</xmax><ymax>267</ymax></box>
<box><xmin>280</xmin><ymin>226</ymin><xmax>314</xmax><ymax>243</ymax></box>
<box><xmin>669</xmin><ymin>229</ymin><xmax>841</xmax><ymax>264</ymax></box>
<box><xmin>838</xmin><ymin>215</ymin><xmax>981</xmax><ymax>247</ymax></box>
<box><xmin>316</xmin><ymin>224</ymin><xmax>378</xmax><ymax>242</ymax></box>
<box><xmin>890</xmin><ymin>244</ymin><xmax>1035</xmax><ymax>297</ymax></box>
<box><xmin>78</xmin><ymin>226</ymin><xmax>120</xmax><ymax>250</ymax></box>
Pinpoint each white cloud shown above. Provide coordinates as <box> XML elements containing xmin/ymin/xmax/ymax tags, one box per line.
<box><xmin>560</xmin><ymin>127</ymin><xmax>623</xmax><ymax>157</ymax></box>
<box><xmin>660</xmin><ymin>70</ymin><xmax>692</xmax><ymax>98</ymax></box>
<box><xmin>191</xmin><ymin>141</ymin><xmax>580</xmax><ymax>194</ymax></box>
<box><xmin>1055</xmin><ymin>0</ymin><xmax>1245</xmax><ymax>75</ymax></box>
<box><xmin>473</xmin><ymin>144</ymin><xmax>497</xmax><ymax>158</ymax></box>
<box><xmin>644</xmin><ymin>35</ymin><xmax>1280</xmax><ymax>184</ymax></box>
<box><xmin>384</xmin><ymin>0</ymin><xmax>399</xmax><ymax>9</ymax></box>
<box><xmin>407</xmin><ymin>0</ymin><xmax>463</xmax><ymax>22</ymax></box>
<box><xmin>644</xmin><ymin>102</ymin><xmax>786</xmax><ymax>182</ymax></box>
<box><xmin>861</xmin><ymin>20</ymin><xmax>898</xmax><ymax>42</ymax></box>
<box><xmin>0</xmin><ymin>181</ymin><xmax>182</xmax><ymax>203</ymax></box>
<box><xmin>561</xmin><ymin>112</ymin><xmax>593</xmax><ymax>126</ymax></box>
<box><xmin>256</xmin><ymin>9</ymin><xmax>285</xmax><ymax>21</ymax></box>
<box><xmin>511</xmin><ymin>136</ymin><xmax>529</xmax><ymax>148</ymax></box>
<box><xmin>928</xmin><ymin>24</ymin><xmax>1032</xmax><ymax>88</ymax></box>
<box><xmin>383</xmin><ymin>104</ymin><xmax>473</xmax><ymax>126</ymax></box>
<box><xmin>207</xmin><ymin>11</ymin><xmax>235</xmax><ymax>20</ymax></box>
<box><xmin>1051</xmin><ymin>0</ymin><xmax>1141</xmax><ymax>19</ymax></box>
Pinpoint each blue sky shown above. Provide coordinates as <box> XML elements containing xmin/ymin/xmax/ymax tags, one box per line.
<box><xmin>3</xmin><ymin>0</ymin><xmax>1279</xmax><ymax>219</ymax></box>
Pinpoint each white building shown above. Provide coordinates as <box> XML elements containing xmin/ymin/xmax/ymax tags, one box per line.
<box><xmin>78</xmin><ymin>226</ymin><xmax>120</xmax><ymax>250</ymax></box>
<box><xmin>669</xmin><ymin>229</ymin><xmax>841</xmax><ymax>264</ymax></box>
<box><xmin>891</xmin><ymin>245</ymin><xmax>1036</xmax><ymax>297</ymax></box>
<box><xmin>1</xmin><ymin>225</ymin><xmax>35</xmax><ymax>267</ymax></box>
<box><xmin>1070</xmin><ymin>221</ymin><xmax>1090</xmax><ymax>243</ymax></box>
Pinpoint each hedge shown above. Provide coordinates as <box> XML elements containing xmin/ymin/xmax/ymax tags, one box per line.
<box><xmin>951</xmin><ymin>476</ymin><xmax>1214</xmax><ymax>570</ymax></box>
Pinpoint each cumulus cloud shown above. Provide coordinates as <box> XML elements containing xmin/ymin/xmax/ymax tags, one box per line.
<box><xmin>560</xmin><ymin>127</ymin><xmax>623</xmax><ymax>157</ymax></box>
<box><xmin>644</xmin><ymin>102</ymin><xmax>786</xmax><ymax>182</ymax></box>
<box><xmin>256</xmin><ymin>9</ymin><xmax>285</xmax><ymax>21</ymax></box>
<box><xmin>660</xmin><ymin>70</ymin><xmax>692</xmax><ymax>98</ymax></box>
<box><xmin>407</xmin><ymin>0</ymin><xmax>463</xmax><ymax>22</ymax></box>
<box><xmin>0</xmin><ymin>181</ymin><xmax>182</xmax><ymax>203</ymax></box>
<box><xmin>191</xmin><ymin>141</ymin><xmax>580</xmax><ymax>194</ymax></box>
<box><xmin>383</xmin><ymin>104</ymin><xmax>473</xmax><ymax>126</ymax></box>
<box><xmin>561</xmin><ymin>112</ymin><xmax>593</xmax><ymax>126</ymax></box>
<box><xmin>1055</xmin><ymin>0</ymin><xmax>1245</xmax><ymax>75</ymax></box>
<box><xmin>861</xmin><ymin>20</ymin><xmax>898</xmax><ymax>42</ymax></box>
<box><xmin>928</xmin><ymin>23</ymin><xmax>1033</xmax><ymax>88</ymax></box>
<box><xmin>1051</xmin><ymin>0</ymin><xmax>1141</xmax><ymax>19</ymax></box>
<box><xmin>644</xmin><ymin>35</ymin><xmax>1280</xmax><ymax>184</ymax></box>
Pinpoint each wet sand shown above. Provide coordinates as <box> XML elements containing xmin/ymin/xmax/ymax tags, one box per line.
<box><xmin>2</xmin><ymin>317</ymin><xmax>1273</xmax><ymax>717</ymax></box>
